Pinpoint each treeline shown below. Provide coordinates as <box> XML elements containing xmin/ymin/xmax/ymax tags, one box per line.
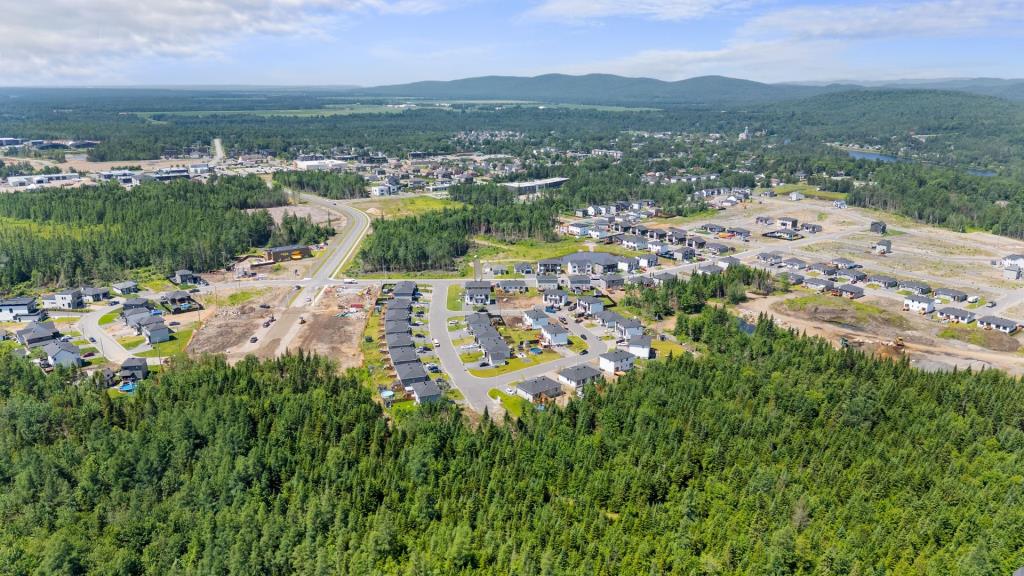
<box><xmin>272</xmin><ymin>170</ymin><xmax>367</xmax><ymax>199</ymax></box>
<box><xmin>0</xmin><ymin>160</ymin><xmax>63</xmax><ymax>179</ymax></box>
<box><xmin>849</xmin><ymin>162</ymin><xmax>1024</xmax><ymax>238</ymax></box>
<box><xmin>0</xmin><ymin>176</ymin><xmax>306</xmax><ymax>288</ymax></box>
<box><xmin>2</xmin><ymin>312</ymin><xmax>1023</xmax><ymax>573</ymax></box>
<box><xmin>621</xmin><ymin>265</ymin><xmax>776</xmax><ymax>320</ymax></box>
<box><xmin>267</xmin><ymin>212</ymin><xmax>335</xmax><ymax>247</ymax></box>
<box><xmin>358</xmin><ymin>205</ymin><xmax>556</xmax><ymax>272</ymax></box>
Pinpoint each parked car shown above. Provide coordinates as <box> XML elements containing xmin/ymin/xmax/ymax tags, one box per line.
<box><xmin>88</xmin><ymin>337</ymin><xmax>96</xmax><ymax>343</ymax></box>
<box><xmin>259</xmin><ymin>304</ymin><xmax>271</xmax><ymax>309</ymax></box>
<box><xmin>249</xmin><ymin>336</ymin><xmax>258</xmax><ymax>343</ymax></box>
<box><xmin>169</xmin><ymin>321</ymin><xmax>180</xmax><ymax>326</ymax></box>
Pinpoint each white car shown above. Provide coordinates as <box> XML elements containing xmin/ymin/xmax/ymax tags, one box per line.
<box><xmin>343</xmin><ymin>278</ymin><xmax>356</xmax><ymax>284</ymax></box>
<box><xmin>432</xmin><ymin>338</ymin><xmax>440</xmax><ymax>347</ymax></box>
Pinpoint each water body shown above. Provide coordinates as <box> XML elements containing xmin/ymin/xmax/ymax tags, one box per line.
<box><xmin>847</xmin><ymin>150</ymin><xmax>900</xmax><ymax>163</ymax></box>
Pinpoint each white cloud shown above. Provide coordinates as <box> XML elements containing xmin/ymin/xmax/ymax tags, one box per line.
<box><xmin>0</xmin><ymin>0</ymin><xmax>447</xmax><ymax>83</ymax></box>
<box><xmin>526</xmin><ymin>0</ymin><xmax>751</xmax><ymax>22</ymax></box>
<box><xmin>741</xmin><ymin>0</ymin><xmax>1024</xmax><ymax>40</ymax></box>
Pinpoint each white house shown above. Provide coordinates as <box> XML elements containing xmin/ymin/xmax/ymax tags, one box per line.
<box><xmin>977</xmin><ymin>315</ymin><xmax>1019</xmax><ymax>334</ymax></box>
<box><xmin>625</xmin><ymin>335</ymin><xmax>652</xmax><ymax>359</ymax></box>
<box><xmin>598</xmin><ymin>350</ymin><xmax>635</xmax><ymax>374</ymax></box>
<box><xmin>615</xmin><ymin>318</ymin><xmax>644</xmax><ymax>340</ymax></box>
<box><xmin>903</xmin><ymin>295</ymin><xmax>934</xmax><ymax>314</ymax></box>
<box><xmin>523</xmin><ymin>308</ymin><xmax>549</xmax><ymax>329</ymax></box>
<box><xmin>576</xmin><ymin>296</ymin><xmax>605</xmax><ymax>316</ymax></box>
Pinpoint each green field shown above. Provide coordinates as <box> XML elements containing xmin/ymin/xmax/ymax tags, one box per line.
<box><xmin>770</xmin><ymin>183</ymin><xmax>848</xmax><ymax>201</ymax></box>
<box><xmin>487</xmin><ymin>388</ymin><xmax>531</xmax><ymax>418</ymax></box>
<box><xmin>203</xmin><ymin>288</ymin><xmax>269</xmax><ymax>307</ymax></box>
<box><xmin>446</xmin><ymin>285</ymin><xmax>464</xmax><ymax>311</ymax></box>
<box><xmin>351</xmin><ymin>196</ymin><xmax>464</xmax><ymax>219</ymax></box>
<box><xmin>137</xmin><ymin>326</ymin><xmax>195</xmax><ymax>358</ymax></box>
<box><xmin>469</xmin><ymin>350</ymin><xmax>560</xmax><ymax>377</ymax></box>
<box><xmin>783</xmin><ymin>293</ymin><xmax>910</xmax><ymax>329</ymax></box>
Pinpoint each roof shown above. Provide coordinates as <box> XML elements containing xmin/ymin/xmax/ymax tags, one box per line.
<box><xmin>904</xmin><ymin>294</ymin><xmax>933</xmax><ymax>304</ymax></box>
<box><xmin>558</xmin><ymin>364</ymin><xmax>602</xmax><ymax>383</ymax></box>
<box><xmin>978</xmin><ymin>315</ymin><xmax>1018</xmax><ymax>329</ymax></box>
<box><xmin>627</xmin><ymin>335</ymin><xmax>653</xmax><ymax>347</ymax></box>
<box><xmin>524</xmin><ymin>309</ymin><xmax>547</xmax><ymax>321</ymax></box>
<box><xmin>517</xmin><ymin>376</ymin><xmax>562</xmax><ymax>396</ymax></box>
<box><xmin>266</xmin><ymin>244</ymin><xmax>308</xmax><ymax>253</ymax></box>
<box><xmin>536</xmin><ymin>274</ymin><xmax>558</xmax><ymax>284</ymax></box>
<box><xmin>0</xmin><ymin>296</ymin><xmax>35</xmax><ymax>306</ymax></box>
<box><xmin>600</xmin><ymin>349</ymin><xmax>633</xmax><ymax>362</ymax></box>
<box><xmin>122</xmin><ymin>357</ymin><xmax>148</xmax><ymax>369</ymax></box>
<box><xmin>545</xmin><ymin>289</ymin><xmax>567</xmax><ymax>298</ymax></box>
<box><xmin>617</xmin><ymin>318</ymin><xmax>642</xmax><ymax>329</ymax></box>
<box><xmin>43</xmin><ymin>341</ymin><xmax>79</xmax><ymax>357</ymax></box>
<box><xmin>465</xmin><ymin>280</ymin><xmax>491</xmax><ymax>289</ymax></box>
<box><xmin>542</xmin><ymin>323</ymin><xmax>569</xmax><ymax>336</ymax></box>
<box><xmin>568</xmin><ymin>275</ymin><xmax>590</xmax><ymax>285</ymax></box>
<box><xmin>838</xmin><ymin>284</ymin><xmax>864</xmax><ymax>295</ymax></box>
<box><xmin>938</xmin><ymin>307</ymin><xmax>974</xmax><ymax>319</ymax></box>
<box><xmin>389</xmin><ymin>346</ymin><xmax>420</xmax><ymax>364</ymax></box>
<box><xmin>411</xmin><ymin>380</ymin><xmax>441</xmax><ymax>399</ymax></box>
<box><xmin>396</xmin><ymin>362</ymin><xmax>428</xmax><ymax>382</ymax></box>
<box><xmin>935</xmin><ymin>287</ymin><xmax>967</xmax><ymax>297</ymax></box>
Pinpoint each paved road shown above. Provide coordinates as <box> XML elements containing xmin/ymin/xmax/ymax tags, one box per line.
<box><xmin>211</xmin><ymin>138</ymin><xmax>225</xmax><ymax>165</ymax></box>
<box><xmin>423</xmin><ymin>279</ymin><xmax>608</xmax><ymax>412</ymax></box>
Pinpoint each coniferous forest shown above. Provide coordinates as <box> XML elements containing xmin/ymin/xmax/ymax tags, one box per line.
<box><xmin>0</xmin><ymin>176</ymin><xmax>330</xmax><ymax>288</ymax></box>
<box><xmin>0</xmin><ymin>314</ymin><xmax>1021</xmax><ymax>575</ymax></box>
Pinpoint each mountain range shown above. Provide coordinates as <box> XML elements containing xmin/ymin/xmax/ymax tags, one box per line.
<box><xmin>345</xmin><ymin>74</ymin><xmax>1024</xmax><ymax>106</ymax></box>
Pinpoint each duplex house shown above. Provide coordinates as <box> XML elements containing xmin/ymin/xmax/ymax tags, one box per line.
<box><xmin>621</xmin><ymin>235</ymin><xmax>648</xmax><ymax>251</ymax></box>
<box><xmin>543</xmin><ymin>290</ymin><xmax>568</xmax><ymax>308</ymax></box>
<box><xmin>685</xmin><ymin>236</ymin><xmax>707</xmax><ymax>250</ymax></box>
<box><xmin>637</xmin><ymin>254</ymin><xmax>659</xmax><ymax>269</ymax></box>
<box><xmin>567</xmin><ymin>275</ymin><xmax>591</xmax><ymax>293</ymax></box>
<box><xmin>594</xmin><ymin>274</ymin><xmax>625</xmax><ymax>290</ymax></box>
<box><xmin>514</xmin><ymin>263</ymin><xmax>533</xmax><ymax>275</ymax></box>
<box><xmin>836</xmin><ymin>269</ymin><xmax>867</xmax><ymax>282</ymax></box>
<box><xmin>0</xmin><ymin>296</ymin><xmax>43</xmax><ymax>322</ymax></box>
<box><xmin>666</xmin><ymin>227</ymin><xmax>687</xmax><ymax>244</ymax></box>
<box><xmin>873</xmin><ymin>239</ymin><xmax>892</xmax><ymax>254</ymax></box>
<box><xmin>868</xmin><ymin>274</ymin><xmax>898</xmax><ymax>288</ymax></box>
<box><xmin>937</xmin><ymin>307</ymin><xmax>975</xmax><ymax>324</ymax></box>
<box><xmin>464</xmin><ymin>281</ymin><xmax>493</xmax><ymax>306</ymax></box>
<box><xmin>617</xmin><ymin>257</ymin><xmax>640</xmax><ymax>273</ymax></box>
<box><xmin>44</xmin><ymin>289</ymin><xmax>83</xmax><ymax>310</ymax></box>
<box><xmin>599</xmin><ymin>349</ymin><xmax>635</xmax><ymax>374</ymax></box>
<box><xmin>782</xmin><ymin>258</ymin><xmax>807</xmax><ymax>270</ymax></box>
<box><xmin>615</xmin><ymin>318</ymin><xmax>644</xmax><ymax>340</ymax></box>
<box><xmin>541</xmin><ymin>323</ymin><xmax>570</xmax><ymax>346</ymax></box>
<box><xmin>384</xmin><ymin>320</ymin><xmax>410</xmax><ymax>335</ymax></box>
<box><xmin>904</xmin><ymin>295</ymin><xmax>934</xmax><ymax>314</ymax></box>
<box><xmin>386</xmin><ymin>332</ymin><xmax>415</xmax><ymax>350</ymax></box>
<box><xmin>727</xmin><ymin>227</ymin><xmax>751</xmax><ymax>239</ymax></box>
<box><xmin>705</xmin><ymin>242</ymin><xmax>731</xmax><ymax>255</ymax></box>
<box><xmin>557</xmin><ymin>365</ymin><xmax>603</xmax><ymax>396</ymax></box>
<box><xmin>396</xmin><ymin>362</ymin><xmax>429</xmax><ymax>386</ymax></box>
<box><xmin>757</xmin><ymin>251</ymin><xmax>784</xmax><ymax>266</ymax></box>
<box><xmin>695</xmin><ymin>264</ymin><xmax>722</xmax><ymax>276</ymax></box>
<box><xmin>523</xmin><ymin>308</ymin><xmax>549</xmax><ymax>329</ymax></box>
<box><xmin>671</xmin><ymin>247</ymin><xmax>696</xmax><ymax>261</ymax></box>
<box><xmin>977</xmin><ymin>315</ymin><xmax>1019</xmax><ymax>334</ymax></box>
<box><xmin>517</xmin><ymin>376</ymin><xmax>563</xmax><ymax>402</ymax></box>
<box><xmin>392</xmin><ymin>281</ymin><xmax>417</xmax><ymax>300</ymax></box>
<box><xmin>595</xmin><ymin>310</ymin><xmax>623</xmax><ymax>329</ymax></box>
<box><xmin>44</xmin><ymin>341</ymin><xmax>82</xmax><ymax>368</ymax></box>
<box><xmin>388</xmin><ymin>346</ymin><xmax>421</xmax><ymax>366</ymax></box>
<box><xmin>702</xmin><ymin>223</ymin><xmax>726</xmax><ymax>234</ymax></box>
<box><xmin>831</xmin><ymin>257</ymin><xmax>857</xmax><ymax>270</ymax></box>
<box><xmin>536</xmin><ymin>275</ymin><xmax>559</xmax><ymax>291</ymax></box>
<box><xmin>778</xmin><ymin>217</ymin><xmax>799</xmax><ymax>230</ymax></box>
<box><xmin>537</xmin><ymin>259</ymin><xmax>563</xmax><ymax>275</ymax></box>
<box><xmin>172</xmin><ymin>270</ymin><xmax>197</xmax><ymax>285</ymax></box>
<box><xmin>577</xmin><ymin>296</ymin><xmax>605</xmax><ymax>316</ymax></box>
<box><xmin>870</xmin><ymin>221</ymin><xmax>888</xmax><ymax>234</ymax></box>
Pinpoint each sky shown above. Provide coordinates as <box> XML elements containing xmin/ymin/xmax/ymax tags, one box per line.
<box><xmin>1</xmin><ymin>0</ymin><xmax>1022</xmax><ymax>86</ymax></box>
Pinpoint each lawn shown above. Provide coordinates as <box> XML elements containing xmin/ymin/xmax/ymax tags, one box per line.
<box><xmin>358</xmin><ymin>310</ymin><xmax>394</xmax><ymax>390</ymax></box>
<box><xmin>567</xmin><ymin>336</ymin><xmax>588</xmax><ymax>354</ymax></box>
<box><xmin>98</xmin><ymin>308</ymin><xmax>121</xmax><ymax>326</ymax></box>
<box><xmin>204</xmin><ymin>288</ymin><xmax>268</xmax><ymax>307</ymax></box>
<box><xmin>117</xmin><ymin>335</ymin><xmax>146</xmax><ymax>349</ymax></box>
<box><xmin>652</xmin><ymin>338</ymin><xmax>686</xmax><ymax>358</ymax></box>
<box><xmin>772</xmin><ymin>183</ymin><xmax>848</xmax><ymax>201</ymax></box>
<box><xmin>352</xmin><ymin>196</ymin><xmax>464</xmax><ymax>219</ymax></box>
<box><xmin>460</xmin><ymin>350</ymin><xmax>484</xmax><ymax>363</ymax></box>
<box><xmin>469</xmin><ymin>350</ymin><xmax>560</xmax><ymax>377</ymax></box>
<box><xmin>938</xmin><ymin>324</ymin><xmax>1021</xmax><ymax>351</ymax></box>
<box><xmin>487</xmin><ymin>388</ymin><xmax>531</xmax><ymax>418</ymax></box>
<box><xmin>137</xmin><ymin>326</ymin><xmax>195</xmax><ymax>358</ymax></box>
<box><xmin>446</xmin><ymin>285</ymin><xmax>464</xmax><ymax>311</ymax></box>
<box><xmin>966</xmin><ymin>298</ymin><xmax>988</xmax><ymax>309</ymax></box>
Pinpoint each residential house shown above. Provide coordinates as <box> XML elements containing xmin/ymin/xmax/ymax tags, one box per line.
<box><xmin>621</xmin><ymin>235</ymin><xmax>648</xmax><ymax>251</ymax></box>
<box><xmin>537</xmin><ymin>259</ymin><xmax>562</xmax><ymax>274</ymax></box>
<box><xmin>172</xmin><ymin>270</ymin><xmax>197</xmax><ymax>285</ymax></box>
<box><xmin>599</xmin><ymin>350</ymin><xmax>635</xmax><ymax>374</ymax></box>
<box><xmin>870</xmin><ymin>221</ymin><xmax>888</xmax><ymax>234</ymax></box>
<box><xmin>977</xmin><ymin>315</ymin><xmax>1019</xmax><ymax>334</ymax></box>
<box><xmin>463</xmin><ymin>281</ymin><xmax>493</xmax><ymax>306</ymax></box>
<box><xmin>410</xmin><ymin>380</ymin><xmax>442</xmax><ymax>404</ymax></box>
<box><xmin>392</xmin><ymin>281</ymin><xmax>417</xmax><ymax>299</ymax></box>
<box><xmin>904</xmin><ymin>295</ymin><xmax>935</xmax><ymax>314</ymax></box>
<box><xmin>396</xmin><ymin>362</ymin><xmax>429</xmax><ymax>386</ymax></box>
<box><xmin>122</xmin><ymin>297</ymin><xmax>150</xmax><ymax>311</ymax></box>
<box><xmin>937</xmin><ymin>307</ymin><xmax>975</xmax><ymax>324</ymax></box>
<box><xmin>15</xmin><ymin>322</ymin><xmax>61</xmax><ymax>348</ymax></box>
<box><xmin>716</xmin><ymin>256</ymin><xmax>740</xmax><ymax>269</ymax></box>
<box><xmin>831</xmin><ymin>257</ymin><xmax>857</xmax><ymax>269</ymax></box>
<box><xmin>595</xmin><ymin>310</ymin><xmax>623</xmax><ymax>329</ymax></box>
<box><xmin>899</xmin><ymin>280</ymin><xmax>932</xmax><ymax>295</ymax></box>
<box><xmin>488</xmin><ymin>264</ymin><xmax>508</xmax><ymax>276</ymax></box>
<box><xmin>671</xmin><ymin>247</ymin><xmax>696</xmax><ymax>261</ymax></box>
<box><xmin>514</xmin><ymin>263</ymin><xmax>533</xmax><ymax>275</ymax></box>
<box><xmin>557</xmin><ymin>364</ymin><xmax>603</xmax><ymax>396</ymax></box>
<box><xmin>705</xmin><ymin>242</ymin><xmax>731</xmax><ymax>255</ymax></box>
<box><xmin>726</xmin><ymin>227</ymin><xmax>751</xmax><ymax>239</ymax></box>
<box><xmin>652</xmin><ymin>272</ymin><xmax>677</xmax><ymax>285</ymax></box>
<box><xmin>1004</xmin><ymin>266</ymin><xmax>1022</xmax><ymax>280</ymax></box>
<box><xmin>777</xmin><ymin>271</ymin><xmax>804</xmax><ymax>285</ymax></box>
<box><xmin>666</xmin><ymin>227</ymin><xmax>687</xmax><ymax>244</ymax></box>
<box><xmin>695</xmin><ymin>264</ymin><xmax>722</xmax><ymax>276</ymax></box>
<box><xmin>804</xmin><ymin>278</ymin><xmax>835</xmax><ymax>292</ymax></box>
<box><xmin>142</xmin><ymin>320</ymin><xmax>171</xmax><ymax>344</ymax></box>
<box><xmin>617</xmin><ymin>257</ymin><xmax>640</xmax><ymax>273</ymax></box>
<box><xmin>516</xmin><ymin>376</ymin><xmax>563</xmax><ymax>402</ymax></box>
<box><xmin>615</xmin><ymin>318</ymin><xmax>644</xmax><ymax>340</ymax></box>
<box><xmin>543</xmin><ymin>290</ymin><xmax>568</xmax><ymax>308</ymax></box>
<box><xmin>81</xmin><ymin>286</ymin><xmax>110</xmax><ymax>303</ymax></box>
<box><xmin>43</xmin><ymin>341</ymin><xmax>82</xmax><ymax>368</ymax></box>
<box><xmin>782</xmin><ymin>257</ymin><xmax>807</xmax><ymax>270</ymax></box>
<box><xmin>868</xmin><ymin>274</ymin><xmax>898</xmax><ymax>288</ymax></box>
<box><xmin>1001</xmin><ymin>254</ymin><xmax>1024</xmax><ymax>268</ymax></box>
<box><xmin>836</xmin><ymin>284</ymin><xmax>864</xmax><ymax>299</ymax></box>
<box><xmin>119</xmin><ymin>357</ymin><xmax>149</xmax><ymax>381</ymax></box>
<box><xmin>162</xmin><ymin>290</ymin><xmax>196</xmax><ymax>314</ymax></box>
<box><xmin>388</xmin><ymin>346</ymin><xmax>421</xmax><ymax>366</ymax></box>
<box><xmin>757</xmin><ymin>251</ymin><xmax>784</xmax><ymax>266</ymax></box>
<box><xmin>836</xmin><ymin>269</ymin><xmax>867</xmax><ymax>282</ymax></box>
<box><xmin>541</xmin><ymin>323</ymin><xmax>570</xmax><ymax>346</ymax></box>
<box><xmin>523</xmin><ymin>308</ymin><xmax>549</xmax><ymax>329</ymax></box>
<box><xmin>935</xmin><ymin>288</ymin><xmax>968</xmax><ymax>302</ymax></box>
<box><xmin>0</xmin><ymin>296</ymin><xmax>43</xmax><ymax>322</ymax></box>
<box><xmin>480</xmin><ymin>338</ymin><xmax>511</xmax><ymax>365</ymax></box>
<box><xmin>755</xmin><ymin>216</ymin><xmax>774</xmax><ymax>225</ymax></box>
<box><xmin>496</xmin><ymin>279</ymin><xmax>528</xmax><ymax>294</ymax></box>
<box><xmin>44</xmin><ymin>289</ymin><xmax>84</xmax><ymax>310</ymax></box>
<box><xmin>778</xmin><ymin>217</ymin><xmax>799</xmax><ymax>230</ymax></box>
<box><xmin>536</xmin><ymin>275</ymin><xmax>559</xmax><ymax>291</ymax></box>
<box><xmin>800</xmin><ymin>223</ymin><xmax>823</xmax><ymax>234</ymax></box>
<box><xmin>577</xmin><ymin>296</ymin><xmax>605</xmax><ymax>316</ymax></box>
<box><xmin>567</xmin><ymin>275</ymin><xmax>591</xmax><ymax>293</ymax></box>
<box><xmin>685</xmin><ymin>236</ymin><xmax>707</xmax><ymax>250</ymax></box>
<box><xmin>594</xmin><ymin>274</ymin><xmax>625</xmax><ymax>291</ymax></box>
<box><xmin>808</xmin><ymin>262</ymin><xmax>837</xmax><ymax>275</ymax></box>
<box><xmin>625</xmin><ymin>335</ymin><xmax>653</xmax><ymax>359</ymax></box>
<box><xmin>702</xmin><ymin>223</ymin><xmax>726</xmax><ymax>234</ymax></box>
<box><xmin>873</xmin><ymin>239</ymin><xmax>892</xmax><ymax>254</ymax></box>
<box><xmin>637</xmin><ymin>254</ymin><xmax>659</xmax><ymax>269</ymax></box>
<box><xmin>765</xmin><ymin>229</ymin><xmax>802</xmax><ymax>241</ymax></box>
<box><xmin>112</xmin><ymin>281</ymin><xmax>139</xmax><ymax>295</ymax></box>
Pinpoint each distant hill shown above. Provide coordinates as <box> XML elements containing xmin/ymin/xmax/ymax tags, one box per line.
<box><xmin>346</xmin><ymin>74</ymin><xmax>858</xmax><ymax>106</ymax></box>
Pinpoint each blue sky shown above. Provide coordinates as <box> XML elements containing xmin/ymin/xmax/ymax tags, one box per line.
<box><xmin>1</xmin><ymin>0</ymin><xmax>1022</xmax><ymax>86</ymax></box>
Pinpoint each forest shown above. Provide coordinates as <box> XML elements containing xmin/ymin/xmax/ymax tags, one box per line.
<box><xmin>620</xmin><ymin>265</ymin><xmax>777</xmax><ymax>320</ymax></box>
<box><xmin>356</xmin><ymin>204</ymin><xmax>556</xmax><ymax>272</ymax></box>
<box><xmin>0</xmin><ymin>312</ymin><xmax>1021</xmax><ymax>574</ymax></box>
<box><xmin>272</xmin><ymin>170</ymin><xmax>368</xmax><ymax>200</ymax></box>
<box><xmin>0</xmin><ymin>176</ymin><xmax>329</xmax><ymax>288</ymax></box>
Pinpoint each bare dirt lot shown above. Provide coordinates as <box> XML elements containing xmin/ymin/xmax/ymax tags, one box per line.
<box><xmin>188</xmin><ymin>288</ymin><xmax>287</xmax><ymax>357</ymax></box>
<box><xmin>287</xmin><ymin>285</ymin><xmax>376</xmax><ymax>370</ymax></box>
